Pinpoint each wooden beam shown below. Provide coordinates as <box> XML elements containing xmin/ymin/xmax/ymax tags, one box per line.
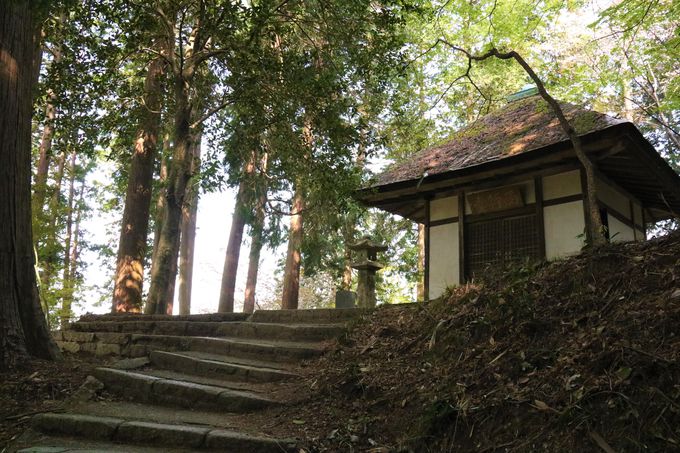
<box><xmin>465</xmin><ymin>204</ymin><xmax>536</xmax><ymax>224</ymax></box>
<box><xmin>543</xmin><ymin>193</ymin><xmax>583</xmax><ymax>207</ymax></box>
<box><xmin>430</xmin><ymin>216</ymin><xmax>459</xmax><ymax>227</ymax></box>
<box><xmin>365</xmin><ymin>161</ymin><xmax>581</xmax><ymax>211</ymax></box>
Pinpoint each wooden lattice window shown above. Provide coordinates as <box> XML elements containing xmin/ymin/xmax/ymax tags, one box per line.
<box><xmin>465</xmin><ymin>213</ymin><xmax>540</xmax><ymax>278</ymax></box>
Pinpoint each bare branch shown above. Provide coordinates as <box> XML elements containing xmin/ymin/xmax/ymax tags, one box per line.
<box><xmin>190</xmin><ymin>95</ymin><xmax>234</xmax><ymax>129</ymax></box>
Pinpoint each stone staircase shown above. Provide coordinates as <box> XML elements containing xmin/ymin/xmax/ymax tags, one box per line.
<box><xmin>12</xmin><ymin>308</ymin><xmax>366</xmax><ymax>453</ymax></box>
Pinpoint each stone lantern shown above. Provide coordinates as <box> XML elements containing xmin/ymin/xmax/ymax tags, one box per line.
<box><xmin>349</xmin><ymin>237</ymin><xmax>388</xmax><ymax>308</ymax></box>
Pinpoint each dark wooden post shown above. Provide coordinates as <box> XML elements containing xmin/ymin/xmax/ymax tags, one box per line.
<box><xmin>424</xmin><ymin>198</ymin><xmax>431</xmax><ymax>301</ymax></box>
<box><xmin>458</xmin><ymin>192</ymin><xmax>466</xmax><ymax>283</ymax></box>
<box><xmin>535</xmin><ymin>177</ymin><xmax>546</xmax><ymax>259</ymax></box>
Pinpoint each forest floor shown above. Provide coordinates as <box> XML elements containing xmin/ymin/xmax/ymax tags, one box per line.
<box><xmin>0</xmin><ymin>355</ymin><xmax>112</xmax><ymax>452</ymax></box>
<box><xmin>3</xmin><ymin>231</ymin><xmax>679</xmax><ymax>452</ymax></box>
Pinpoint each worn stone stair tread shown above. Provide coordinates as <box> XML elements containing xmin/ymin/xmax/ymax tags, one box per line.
<box><xmin>77</xmin><ymin>313</ymin><xmax>249</xmax><ymax>323</ymax></box>
<box><xmin>136</xmin><ymin>368</ymin><xmax>273</xmax><ymax>393</ymax></box>
<box><xmin>148</xmin><ymin>350</ymin><xmax>298</xmax><ymax>384</ymax></box>
<box><xmin>163</xmin><ymin>350</ymin><xmax>295</xmax><ymax>371</ymax></box>
<box><xmin>136</xmin><ymin>334</ymin><xmax>326</xmax><ymax>350</ymax></box>
<box><xmin>94</xmin><ymin>367</ymin><xmax>279</xmax><ymax>412</ymax></box>
<box><xmin>61</xmin><ymin>400</ymin><xmax>258</xmax><ymax>429</ymax></box>
<box><xmin>30</xmin><ymin>412</ymin><xmax>296</xmax><ymax>452</ymax></box>
<box><xmin>249</xmin><ymin>307</ymin><xmax>369</xmax><ymax>324</ymax></box>
<box><xmin>14</xmin><ymin>433</ymin><xmax>198</xmax><ymax>452</ymax></box>
<box><xmin>129</xmin><ymin>334</ymin><xmax>327</xmax><ymax>362</ymax></box>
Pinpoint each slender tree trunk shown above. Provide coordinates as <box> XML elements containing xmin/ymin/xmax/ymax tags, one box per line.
<box><xmin>62</xmin><ymin>184</ymin><xmax>84</xmax><ymax>328</ymax></box>
<box><xmin>243</xmin><ymin>205</ymin><xmax>264</xmax><ymax>314</ymax></box>
<box><xmin>218</xmin><ymin>157</ymin><xmax>256</xmax><ymax>313</ymax></box>
<box><xmin>145</xmin><ymin>137</ymin><xmax>170</xmax><ymax>315</ymax></box>
<box><xmin>33</xmin><ymin>88</ymin><xmax>58</xmax><ymax>219</ymax></box>
<box><xmin>146</xmin><ymin>75</ymin><xmax>194</xmax><ymax>315</ymax></box>
<box><xmin>38</xmin><ymin>145</ymin><xmax>67</xmax><ymax>293</ymax></box>
<box><xmin>439</xmin><ymin>43</ymin><xmax>607</xmax><ymax>245</ymax></box>
<box><xmin>178</xmin><ymin>137</ymin><xmax>201</xmax><ymax>315</ymax></box>
<box><xmin>341</xmin><ymin>122</ymin><xmax>366</xmax><ymax>291</ymax></box>
<box><xmin>112</xmin><ymin>55</ymin><xmax>164</xmax><ymax>313</ymax></box>
<box><xmin>32</xmin><ymin>15</ymin><xmax>64</xmax><ymax>222</ymax></box>
<box><xmin>281</xmin><ymin>186</ymin><xmax>305</xmax><ymax>310</ymax></box>
<box><xmin>60</xmin><ymin>149</ymin><xmax>76</xmax><ymax>326</ymax></box>
<box><xmin>1</xmin><ymin>1</ymin><xmax>60</xmax><ymax>369</ymax></box>
<box><xmin>164</xmin><ymin>231</ymin><xmax>180</xmax><ymax>315</ymax></box>
<box><xmin>151</xmin><ymin>137</ymin><xmax>170</xmax><ymax>263</ymax></box>
<box><xmin>243</xmin><ymin>153</ymin><xmax>268</xmax><ymax>314</ymax></box>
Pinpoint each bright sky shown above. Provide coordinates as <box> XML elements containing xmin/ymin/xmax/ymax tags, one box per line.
<box><xmin>78</xmin><ymin>162</ymin><xmax>286</xmax><ymax>317</ymax></box>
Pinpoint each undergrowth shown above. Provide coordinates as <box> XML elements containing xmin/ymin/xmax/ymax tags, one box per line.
<box><xmin>308</xmin><ymin>231</ymin><xmax>680</xmax><ymax>452</ymax></box>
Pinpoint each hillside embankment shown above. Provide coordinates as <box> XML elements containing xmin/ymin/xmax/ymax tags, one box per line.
<box><xmin>300</xmin><ymin>231</ymin><xmax>680</xmax><ymax>452</ymax></box>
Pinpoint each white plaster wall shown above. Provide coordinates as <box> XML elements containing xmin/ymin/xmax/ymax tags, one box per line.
<box><xmin>543</xmin><ymin>170</ymin><xmax>581</xmax><ymax>200</ymax></box>
<box><xmin>544</xmin><ymin>200</ymin><xmax>586</xmax><ymax>260</ymax></box>
<box><xmin>430</xmin><ymin>196</ymin><xmax>458</xmax><ymax>221</ymax></box>
<box><xmin>608</xmin><ymin>216</ymin><xmax>636</xmax><ymax>243</ymax></box>
<box><xmin>597</xmin><ymin>179</ymin><xmax>631</xmax><ymax>218</ymax></box>
<box><xmin>428</xmin><ymin>222</ymin><xmax>459</xmax><ymax>298</ymax></box>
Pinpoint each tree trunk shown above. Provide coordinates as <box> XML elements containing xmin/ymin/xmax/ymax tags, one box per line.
<box><xmin>164</xmin><ymin>231</ymin><xmax>181</xmax><ymax>315</ymax></box>
<box><xmin>0</xmin><ymin>1</ymin><xmax>60</xmax><ymax>369</ymax></box>
<box><xmin>438</xmin><ymin>42</ymin><xmax>607</xmax><ymax>246</ymax></box>
<box><xmin>38</xmin><ymin>148</ymin><xmax>66</xmax><ymax>290</ymax></box>
<box><xmin>218</xmin><ymin>158</ymin><xmax>256</xmax><ymax>313</ymax></box>
<box><xmin>112</xmin><ymin>56</ymin><xmax>164</xmax><ymax>313</ymax></box>
<box><xmin>145</xmin><ymin>137</ymin><xmax>170</xmax><ymax>315</ymax></box>
<box><xmin>33</xmin><ymin>87</ymin><xmax>58</xmax><ymax>220</ymax></box>
<box><xmin>60</xmin><ymin>149</ymin><xmax>76</xmax><ymax>327</ymax></box>
<box><xmin>281</xmin><ymin>187</ymin><xmax>305</xmax><ymax>310</ymax></box>
<box><xmin>243</xmin><ymin>209</ymin><xmax>264</xmax><ymax>314</ymax></box>
<box><xmin>146</xmin><ymin>75</ymin><xmax>194</xmax><ymax>315</ymax></box>
<box><xmin>178</xmin><ymin>137</ymin><xmax>201</xmax><ymax>315</ymax></box>
<box><xmin>62</xmin><ymin>184</ymin><xmax>84</xmax><ymax>328</ymax></box>
<box><xmin>243</xmin><ymin>164</ymin><xmax>267</xmax><ymax>314</ymax></box>
<box><xmin>32</xmin><ymin>15</ymin><xmax>64</xmax><ymax>222</ymax></box>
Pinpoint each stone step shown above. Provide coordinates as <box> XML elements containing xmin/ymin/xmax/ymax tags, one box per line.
<box><xmin>250</xmin><ymin>307</ymin><xmax>368</xmax><ymax>324</ymax></box>
<box><xmin>127</xmin><ymin>334</ymin><xmax>326</xmax><ymax>362</ymax></box>
<box><xmin>15</xmin><ymin>434</ymin><xmax>198</xmax><ymax>452</ymax></box>
<box><xmin>77</xmin><ymin>313</ymin><xmax>249</xmax><ymax>323</ymax></box>
<box><xmin>68</xmin><ymin>320</ymin><xmax>345</xmax><ymax>341</ymax></box>
<box><xmin>93</xmin><ymin>367</ymin><xmax>277</xmax><ymax>412</ymax></box>
<box><xmin>149</xmin><ymin>350</ymin><xmax>297</xmax><ymax>383</ymax></box>
<box><xmin>31</xmin><ymin>412</ymin><xmax>295</xmax><ymax>452</ymax></box>
<box><xmin>215</xmin><ymin>321</ymin><xmax>346</xmax><ymax>341</ymax></box>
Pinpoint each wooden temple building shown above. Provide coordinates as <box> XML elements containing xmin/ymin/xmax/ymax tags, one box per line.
<box><xmin>360</xmin><ymin>93</ymin><xmax>680</xmax><ymax>299</ymax></box>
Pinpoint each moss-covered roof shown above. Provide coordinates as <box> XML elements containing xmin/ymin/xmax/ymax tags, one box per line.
<box><xmin>372</xmin><ymin>96</ymin><xmax>626</xmax><ymax>187</ymax></box>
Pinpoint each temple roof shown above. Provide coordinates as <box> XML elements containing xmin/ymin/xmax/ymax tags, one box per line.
<box><xmin>372</xmin><ymin>95</ymin><xmax>625</xmax><ymax>187</ymax></box>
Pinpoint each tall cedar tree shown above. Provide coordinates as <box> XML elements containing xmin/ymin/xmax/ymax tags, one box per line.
<box><xmin>281</xmin><ymin>186</ymin><xmax>305</xmax><ymax>309</ymax></box>
<box><xmin>112</xmin><ymin>54</ymin><xmax>165</xmax><ymax>312</ymax></box>
<box><xmin>146</xmin><ymin>2</ymin><xmax>236</xmax><ymax>314</ymax></box>
<box><xmin>178</xmin><ymin>136</ymin><xmax>201</xmax><ymax>315</ymax></box>
<box><xmin>0</xmin><ymin>0</ymin><xmax>60</xmax><ymax>369</ymax></box>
